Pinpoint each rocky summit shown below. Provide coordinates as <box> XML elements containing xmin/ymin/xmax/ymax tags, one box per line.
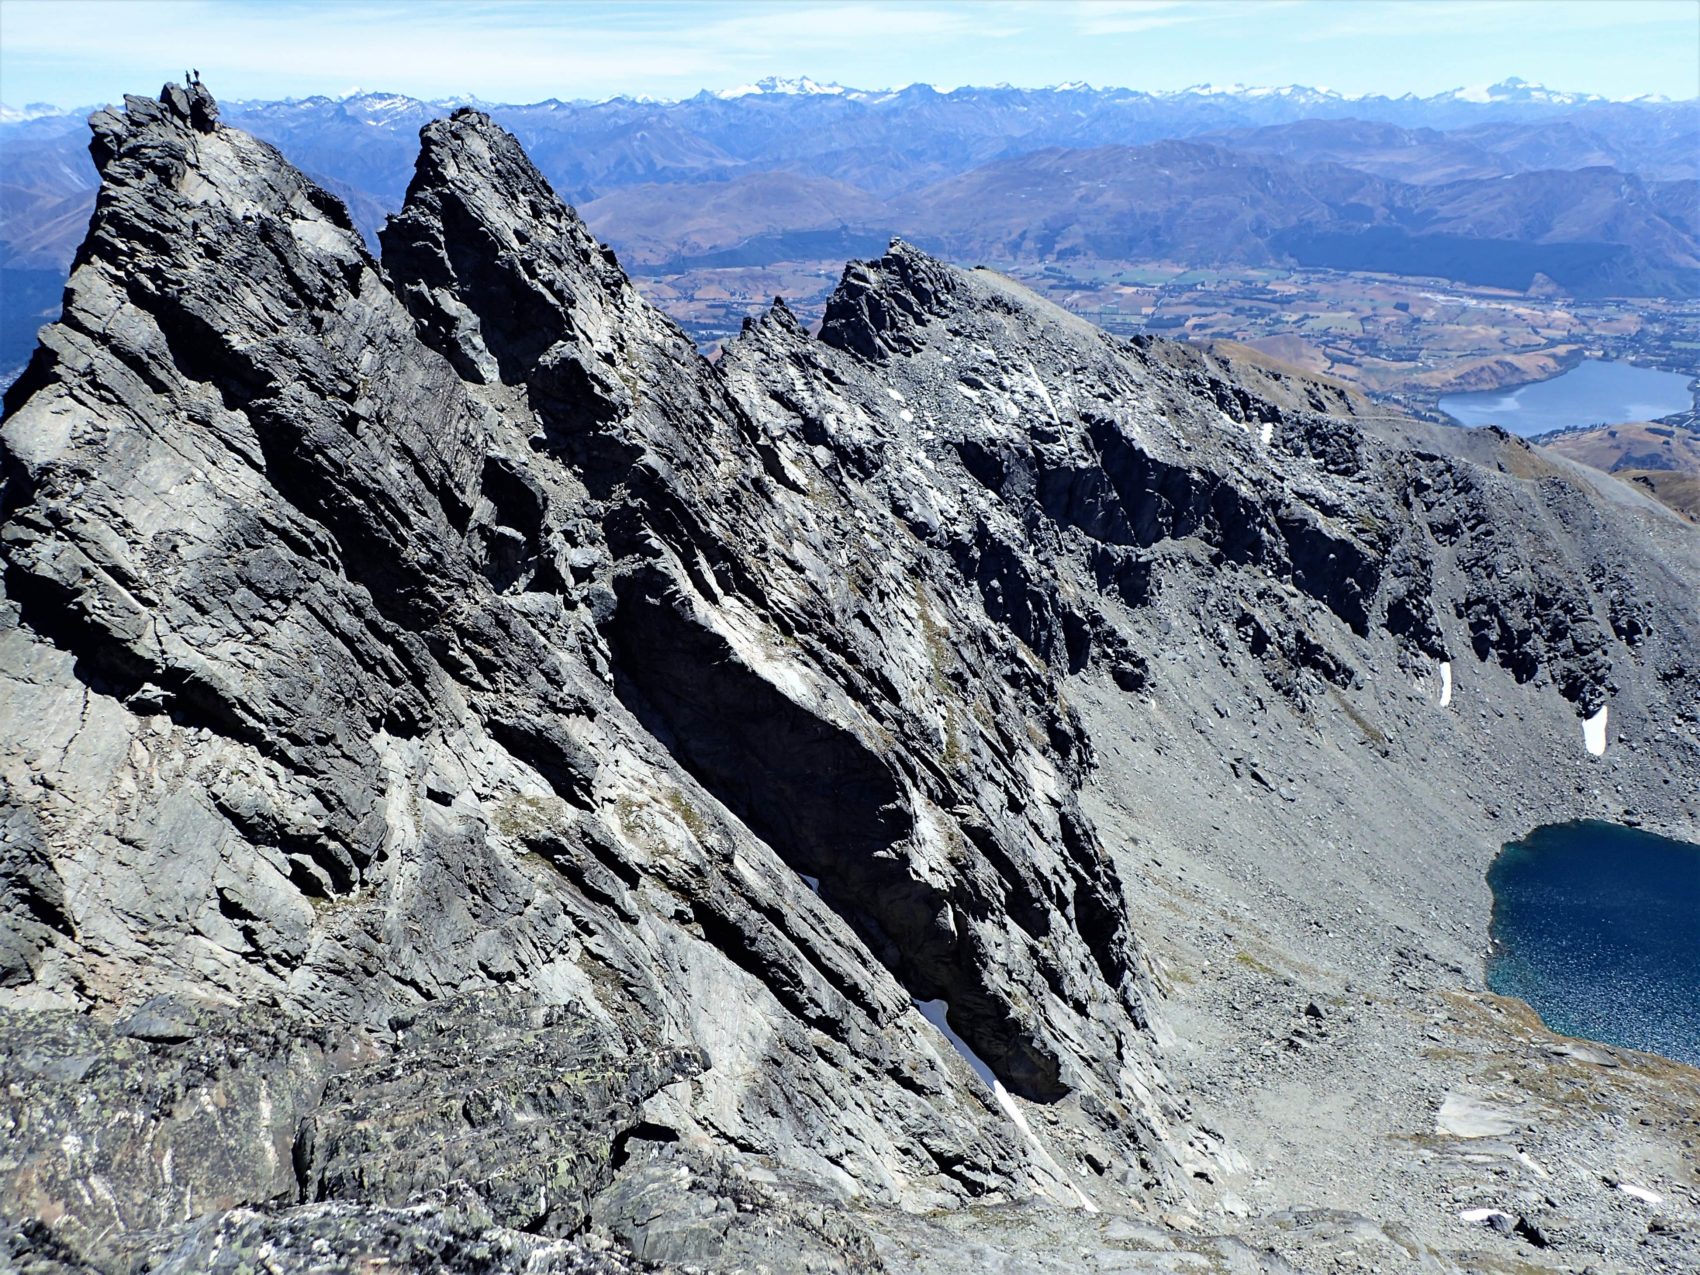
<box><xmin>2</xmin><ymin>82</ymin><xmax>1696</xmax><ymax>1275</ymax></box>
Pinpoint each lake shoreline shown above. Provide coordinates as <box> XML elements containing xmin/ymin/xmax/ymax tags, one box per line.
<box><xmin>1438</xmin><ymin>358</ymin><xmax>1699</xmax><ymax>437</ymax></box>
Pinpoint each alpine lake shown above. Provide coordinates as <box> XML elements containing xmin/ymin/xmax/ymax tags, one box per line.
<box><xmin>1440</xmin><ymin>359</ymin><xmax>1695</xmax><ymax>438</ymax></box>
<box><xmin>1486</xmin><ymin>820</ymin><xmax>1700</xmax><ymax>1067</ymax></box>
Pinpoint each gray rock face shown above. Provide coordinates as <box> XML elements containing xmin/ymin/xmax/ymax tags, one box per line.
<box><xmin>3</xmin><ymin>83</ymin><xmax>1697</xmax><ymax>1273</ymax></box>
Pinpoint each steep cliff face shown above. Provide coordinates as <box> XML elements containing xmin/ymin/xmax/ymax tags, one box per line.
<box><xmin>2</xmin><ymin>85</ymin><xmax>1697</xmax><ymax>1274</ymax></box>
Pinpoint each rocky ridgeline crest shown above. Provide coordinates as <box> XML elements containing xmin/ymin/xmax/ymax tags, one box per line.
<box><xmin>2</xmin><ymin>83</ymin><xmax>1697</xmax><ymax>1273</ymax></box>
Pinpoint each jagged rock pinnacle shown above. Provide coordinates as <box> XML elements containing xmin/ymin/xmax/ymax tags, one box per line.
<box><xmin>819</xmin><ymin>237</ymin><xmax>961</xmax><ymax>361</ymax></box>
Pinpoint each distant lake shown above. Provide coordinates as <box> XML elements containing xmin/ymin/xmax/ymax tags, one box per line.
<box><xmin>1487</xmin><ymin>821</ymin><xmax>1700</xmax><ymax>1066</ymax></box>
<box><xmin>1439</xmin><ymin>360</ymin><xmax>1694</xmax><ymax>438</ymax></box>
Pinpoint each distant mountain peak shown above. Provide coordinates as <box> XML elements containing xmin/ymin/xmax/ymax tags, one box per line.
<box><xmin>1165</xmin><ymin>83</ymin><xmax>1349</xmax><ymax>101</ymax></box>
<box><xmin>0</xmin><ymin>101</ymin><xmax>72</xmax><ymax>123</ymax></box>
<box><xmin>714</xmin><ymin>75</ymin><xmax>847</xmax><ymax>100</ymax></box>
<box><xmin>1446</xmin><ymin>77</ymin><xmax>1604</xmax><ymax>105</ymax></box>
<box><xmin>1173</xmin><ymin>82</ymin><xmax>1250</xmax><ymax>96</ymax></box>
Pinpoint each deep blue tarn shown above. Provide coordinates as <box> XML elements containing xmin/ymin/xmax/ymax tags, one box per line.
<box><xmin>1487</xmin><ymin>820</ymin><xmax>1700</xmax><ymax>1066</ymax></box>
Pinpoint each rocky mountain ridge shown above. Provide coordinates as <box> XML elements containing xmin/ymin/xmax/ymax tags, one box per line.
<box><xmin>2</xmin><ymin>82</ymin><xmax>1697</xmax><ymax>1274</ymax></box>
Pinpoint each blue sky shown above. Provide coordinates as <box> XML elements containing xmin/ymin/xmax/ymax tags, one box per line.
<box><xmin>2</xmin><ymin>0</ymin><xmax>1696</xmax><ymax>108</ymax></box>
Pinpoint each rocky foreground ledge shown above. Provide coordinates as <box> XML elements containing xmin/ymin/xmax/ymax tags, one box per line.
<box><xmin>2</xmin><ymin>82</ymin><xmax>1696</xmax><ymax>1273</ymax></box>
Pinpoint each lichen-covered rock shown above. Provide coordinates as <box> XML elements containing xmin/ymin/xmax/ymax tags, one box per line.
<box><xmin>0</xmin><ymin>1003</ymin><xmax>348</xmax><ymax>1269</ymax></box>
<box><xmin>62</xmin><ymin>1186</ymin><xmax>655</xmax><ymax>1275</ymax></box>
<box><xmin>299</xmin><ymin>997</ymin><xmax>705</xmax><ymax>1236</ymax></box>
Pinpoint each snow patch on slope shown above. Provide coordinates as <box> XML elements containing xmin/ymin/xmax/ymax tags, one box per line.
<box><xmin>1583</xmin><ymin>705</ymin><xmax>1608</xmax><ymax>756</ymax></box>
<box><xmin>915</xmin><ymin>999</ymin><xmax>1098</xmax><ymax>1212</ymax></box>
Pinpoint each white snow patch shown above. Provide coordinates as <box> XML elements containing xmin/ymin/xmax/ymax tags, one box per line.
<box><xmin>1583</xmin><ymin>705</ymin><xmax>1609</xmax><ymax>756</ymax></box>
<box><xmin>914</xmin><ymin>999</ymin><xmax>1097</xmax><ymax>1212</ymax></box>
<box><xmin>955</xmin><ymin>383</ymin><xmax>980</xmax><ymax>401</ymax></box>
<box><xmin>1259</xmin><ymin>420</ymin><xmax>1274</xmax><ymax>446</ymax></box>
<box><xmin>1618</xmin><ymin>1183</ymin><xmax>1662</xmax><ymax>1205</ymax></box>
<box><xmin>899</xmin><ymin>409</ymin><xmax>915</xmax><ymax>423</ymax></box>
<box><xmin>1438</xmin><ymin>661</ymin><xmax>1453</xmax><ymax>708</ymax></box>
<box><xmin>885</xmin><ymin>387</ymin><xmax>906</xmax><ymax>402</ymax></box>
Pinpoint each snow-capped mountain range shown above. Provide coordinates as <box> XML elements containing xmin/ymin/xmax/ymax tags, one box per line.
<box><xmin>1</xmin><ymin>75</ymin><xmax>1680</xmax><ymax>122</ymax></box>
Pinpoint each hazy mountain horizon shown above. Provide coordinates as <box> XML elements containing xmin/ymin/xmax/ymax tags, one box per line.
<box><xmin>5</xmin><ymin>73</ymin><xmax>1693</xmax><ymax>118</ymax></box>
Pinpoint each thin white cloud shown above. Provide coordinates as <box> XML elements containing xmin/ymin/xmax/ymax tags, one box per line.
<box><xmin>1298</xmin><ymin>0</ymin><xmax>1694</xmax><ymax>40</ymax></box>
<box><xmin>698</xmin><ymin>3</ymin><xmax>1017</xmax><ymax>48</ymax></box>
<box><xmin>1066</xmin><ymin>0</ymin><xmax>1231</xmax><ymax>37</ymax></box>
<box><xmin>0</xmin><ymin>0</ymin><xmax>1029</xmax><ymax>104</ymax></box>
